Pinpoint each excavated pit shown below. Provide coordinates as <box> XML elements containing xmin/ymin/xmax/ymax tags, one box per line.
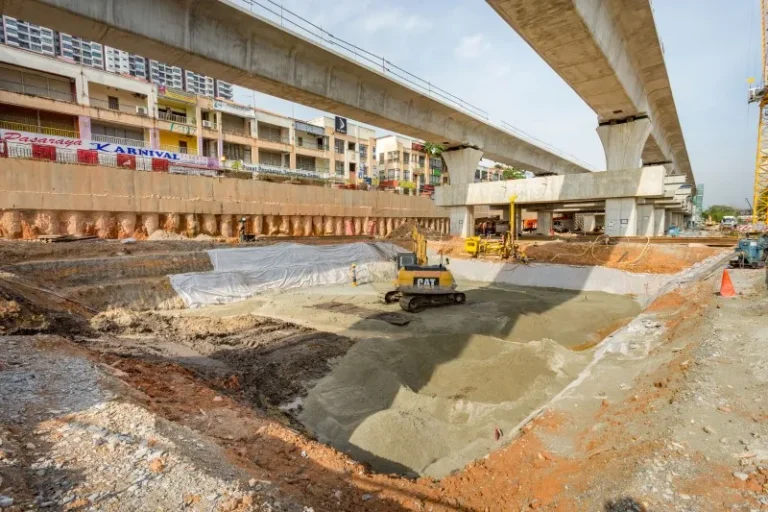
<box><xmin>0</xmin><ymin>239</ymin><xmax>723</xmax><ymax>479</ymax></box>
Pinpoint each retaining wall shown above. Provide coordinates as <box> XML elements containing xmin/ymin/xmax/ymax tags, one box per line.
<box><xmin>0</xmin><ymin>160</ymin><xmax>449</xmax><ymax>239</ymax></box>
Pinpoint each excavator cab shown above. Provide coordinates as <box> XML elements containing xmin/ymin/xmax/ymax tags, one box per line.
<box><xmin>384</xmin><ymin>228</ymin><xmax>466</xmax><ymax>312</ymax></box>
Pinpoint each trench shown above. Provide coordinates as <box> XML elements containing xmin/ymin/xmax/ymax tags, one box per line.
<box><xmin>0</xmin><ymin>239</ymin><xmax>728</xmax><ymax>479</ymax></box>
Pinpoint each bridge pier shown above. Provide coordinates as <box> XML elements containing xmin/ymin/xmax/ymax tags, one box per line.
<box><xmin>596</xmin><ymin>118</ymin><xmax>652</xmax><ymax>171</ymax></box>
<box><xmin>441</xmin><ymin>148</ymin><xmax>484</xmax><ymax>186</ymax></box>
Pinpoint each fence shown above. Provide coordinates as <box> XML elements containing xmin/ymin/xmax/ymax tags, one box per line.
<box><xmin>0</xmin><ymin>77</ymin><xmax>76</xmax><ymax>103</ymax></box>
<box><xmin>0</xmin><ymin>140</ymin><xmax>378</xmax><ymax>188</ymax></box>
<box><xmin>0</xmin><ymin>119</ymin><xmax>80</xmax><ymax>138</ymax></box>
<box><xmin>158</xmin><ymin>111</ymin><xmax>196</xmax><ymax>125</ymax></box>
<box><xmin>91</xmin><ymin>133</ymin><xmax>149</xmax><ymax>148</ymax></box>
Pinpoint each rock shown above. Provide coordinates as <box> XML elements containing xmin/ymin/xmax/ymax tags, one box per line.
<box><xmin>206</xmin><ymin>493</ymin><xmax>218</xmax><ymax>502</ymax></box>
<box><xmin>333</xmin><ymin>490</ymin><xmax>342</xmax><ymax>500</ymax></box>
<box><xmin>0</xmin><ymin>496</ymin><xmax>13</xmax><ymax>508</ymax></box>
<box><xmin>213</xmin><ymin>396</ymin><xmax>223</xmax><ymax>402</ymax></box>
<box><xmin>703</xmin><ymin>426</ymin><xmax>715</xmax><ymax>434</ymax></box>
<box><xmin>679</xmin><ymin>494</ymin><xmax>691</xmax><ymax>500</ymax></box>
<box><xmin>301</xmin><ymin>450</ymin><xmax>307</xmax><ymax>458</ymax></box>
<box><xmin>248</xmin><ymin>478</ymin><xmax>257</xmax><ymax>487</ymax></box>
<box><xmin>362</xmin><ymin>494</ymin><xmax>373</xmax><ymax>502</ymax></box>
<box><xmin>734</xmin><ymin>471</ymin><xmax>750</xmax><ymax>481</ymax></box>
<box><xmin>25</xmin><ymin>443</ymin><xmax>35</xmax><ymax>450</ymax></box>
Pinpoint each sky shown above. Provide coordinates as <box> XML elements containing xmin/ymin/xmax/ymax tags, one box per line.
<box><xmin>232</xmin><ymin>0</ymin><xmax>761</xmax><ymax>208</ymax></box>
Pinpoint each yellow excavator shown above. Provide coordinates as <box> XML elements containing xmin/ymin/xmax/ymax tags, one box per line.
<box><xmin>384</xmin><ymin>227</ymin><xmax>466</xmax><ymax>313</ymax></box>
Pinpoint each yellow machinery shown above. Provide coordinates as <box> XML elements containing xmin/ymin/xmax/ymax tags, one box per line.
<box><xmin>384</xmin><ymin>227</ymin><xmax>466</xmax><ymax>312</ymax></box>
<box><xmin>748</xmin><ymin>0</ymin><xmax>768</xmax><ymax>223</ymax></box>
<box><xmin>465</xmin><ymin>195</ymin><xmax>526</xmax><ymax>261</ymax></box>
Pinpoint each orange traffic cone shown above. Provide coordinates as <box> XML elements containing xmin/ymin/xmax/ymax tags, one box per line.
<box><xmin>719</xmin><ymin>269</ymin><xmax>737</xmax><ymax>297</ymax></box>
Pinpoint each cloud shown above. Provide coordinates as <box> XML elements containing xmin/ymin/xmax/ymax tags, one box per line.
<box><xmin>362</xmin><ymin>8</ymin><xmax>430</xmax><ymax>33</ymax></box>
<box><xmin>455</xmin><ymin>34</ymin><xmax>491</xmax><ymax>59</ymax></box>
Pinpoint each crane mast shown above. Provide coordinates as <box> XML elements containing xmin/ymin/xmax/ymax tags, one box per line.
<box><xmin>750</xmin><ymin>0</ymin><xmax>768</xmax><ymax>222</ymax></box>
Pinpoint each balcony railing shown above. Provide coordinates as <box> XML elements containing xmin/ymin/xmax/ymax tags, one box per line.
<box><xmin>222</xmin><ymin>126</ymin><xmax>248</xmax><ymax>137</ymax></box>
<box><xmin>296</xmin><ymin>139</ymin><xmax>329</xmax><ymax>151</ymax></box>
<box><xmin>158</xmin><ymin>111</ymin><xmax>195</xmax><ymax>125</ymax></box>
<box><xmin>0</xmin><ymin>77</ymin><xmax>76</xmax><ymax>103</ymax></box>
<box><xmin>91</xmin><ymin>133</ymin><xmax>148</xmax><ymax>148</ymax></box>
<box><xmin>0</xmin><ymin>119</ymin><xmax>79</xmax><ymax>138</ymax></box>
<box><xmin>159</xmin><ymin>144</ymin><xmax>190</xmax><ymax>154</ymax></box>
<box><xmin>258</xmin><ymin>132</ymin><xmax>290</xmax><ymax>144</ymax></box>
<box><xmin>89</xmin><ymin>97</ymin><xmax>148</xmax><ymax>116</ymax></box>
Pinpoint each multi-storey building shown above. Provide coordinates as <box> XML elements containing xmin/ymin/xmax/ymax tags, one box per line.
<box><xmin>184</xmin><ymin>70</ymin><xmax>215</xmax><ymax>97</ymax></box>
<box><xmin>375</xmin><ymin>135</ymin><xmax>443</xmax><ymax>194</ymax></box>
<box><xmin>0</xmin><ymin>43</ymin><xmax>387</xmax><ymax>190</ymax></box>
<box><xmin>0</xmin><ymin>16</ymin><xmax>55</xmax><ymax>56</ymax></box>
<box><xmin>104</xmin><ymin>46</ymin><xmax>130</xmax><ymax>75</ymax></box>
<box><xmin>148</xmin><ymin>60</ymin><xmax>183</xmax><ymax>89</ymax></box>
<box><xmin>215</xmin><ymin>79</ymin><xmax>234</xmax><ymax>101</ymax></box>
<box><xmin>56</xmin><ymin>33</ymin><xmax>104</xmax><ymax>69</ymax></box>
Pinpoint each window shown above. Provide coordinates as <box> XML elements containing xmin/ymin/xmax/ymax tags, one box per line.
<box><xmin>403</xmin><ymin>170</ymin><xmax>411</xmax><ymax>181</ymax></box>
<box><xmin>347</xmin><ymin>141</ymin><xmax>356</xmax><ymax>151</ymax></box>
<box><xmin>335</xmin><ymin>139</ymin><xmax>344</xmax><ymax>154</ymax></box>
<box><xmin>378</xmin><ymin>153</ymin><xmax>384</xmax><ymax>164</ymax></box>
<box><xmin>430</xmin><ymin>175</ymin><xmax>440</xmax><ymax>185</ymax></box>
<box><xmin>419</xmin><ymin>155</ymin><xmax>425</xmax><ymax>167</ymax></box>
<box><xmin>335</xmin><ymin>161</ymin><xmax>345</xmax><ymax>175</ymax></box>
<box><xmin>108</xmin><ymin>96</ymin><xmax>119</xmax><ymax>110</ymax></box>
<box><xmin>387</xmin><ymin>169</ymin><xmax>400</xmax><ymax>180</ymax></box>
<box><xmin>403</xmin><ymin>152</ymin><xmax>410</xmax><ymax>165</ymax></box>
<box><xmin>359</xmin><ymin>144</ymin><xmax>368</xmax><ymax>159</ymax></box>
<box><xmin>430</xmin><ymin>157</ymin><xmax>443</xmax><ymax>169</ymax></box>
<box><xmin>178</xmin><ymin>141</ymin><xmax>188</xmax><ymax>154</ymax></box>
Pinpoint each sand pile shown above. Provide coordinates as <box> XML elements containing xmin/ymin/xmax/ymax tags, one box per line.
<box><xmin>300</xmin><ymin>333</ymin><xmax>590</xmax><ymax>478</ymax></box>
<box><xmin>148</xmin><ymin>229</ymin><xmax>186</xmax><ymax>241</ymax></box>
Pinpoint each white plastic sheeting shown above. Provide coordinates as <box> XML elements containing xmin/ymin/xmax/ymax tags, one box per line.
<box><xmin>171</xmin><ymin>242</ymin><xmax>406</xmax><ymax>308</ymax></box>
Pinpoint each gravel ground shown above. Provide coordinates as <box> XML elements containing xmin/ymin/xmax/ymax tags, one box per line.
<box><xmin>0</xmin><ymin>336</ymin><xmax>314</xmax><ymax>512</ymax></box>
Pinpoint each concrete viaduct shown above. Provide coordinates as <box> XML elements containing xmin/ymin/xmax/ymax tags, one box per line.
<box><xmin>0</xmin><ymin>0</ymin><xmax>590</xmax><ymax>181</ymax></box>
<box><xmin>486</xmin><ymin>0</ymin><xmax>694</xmax><ymax>185</ymax></box>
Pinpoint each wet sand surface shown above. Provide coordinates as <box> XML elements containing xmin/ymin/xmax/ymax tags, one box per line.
<box><xmin>177</xmin><ymin>281</ymin><xmax>640</xmax><ymax>477</ymax></box>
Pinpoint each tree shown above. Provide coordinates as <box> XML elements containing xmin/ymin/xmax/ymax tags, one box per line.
<box><xmin>422</xmin><ymin>142</ymin><xmax>444</xmax><ymax>156</ymax></box>
<box><xmin>702</xmin><ymin>205</ymin><xmax>739</xmax><ymax>223</ymax></box>
<box><xmin>502</xmin><ymin>167</ymin><xmax>526</xmax><ymax>180</ymax></box>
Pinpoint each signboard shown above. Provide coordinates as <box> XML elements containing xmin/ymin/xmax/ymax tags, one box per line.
<box><xmin>213</xmin><ymin>100</ymin><xmax>255</xmax><ymax>118</ymax></box>
<box><xmin>411</xmin><ymin>142</ymin><xmax>425</xmax><ymax>152</ymax></box>
<box><xmin>241</xmin><ymin>162</ymin><xmax>327</xmax><ymax>180</ymax></box>
<box><xmin>335</xmin><ymin>116</ymin><xmax>347</xmax><ymax>134</ymax></box>
<box><xmin>294</xmin><ymin>121</ymin><xmax>324</xmax><ymax>136</ymax></box>
<box><xmin>158</xmin><ymin>86</ymin><xmax>196</xmax><ymax>104</ymax></box>
<box><xmin>0</xmin><ymin>129</ymin><xmax>207</xmax><ymax>165</ymax></box>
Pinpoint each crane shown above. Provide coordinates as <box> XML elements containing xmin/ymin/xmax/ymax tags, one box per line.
<box><xmin>748</xmin><ymin>0</ymin><xmax>768</xmax><ymax>223</ymax></box>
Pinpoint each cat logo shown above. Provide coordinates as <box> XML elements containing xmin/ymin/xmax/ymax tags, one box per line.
<box><xmin>414</xmin><ymin>277</ymin><xmax>438</xmax><ymax>288</ymax></box>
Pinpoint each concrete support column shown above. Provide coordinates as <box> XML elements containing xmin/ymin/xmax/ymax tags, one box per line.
<box><xmin>596</xmin><ymin>118</ymin><xmax>652</xmax><ymax>170</ymax></box>
<box><xmin>440</xmin><ymin>148</ymin><xmax>483</xmax><ymax>186</ymax></box>
<box><xmin>536</xmin><ymin>211</ymin><xmax>553</xmax><ymax>235</ymax></box>
<box><xmin>636</xmin><ymin>204</ymin><xmax>655</xmax><ymax>237</ymax></box>
<box><xmin>449</xmin><ymin>206</ymin><xmax>474</xmax><ymax>237</ymax></box>
<box><xmin>604</xmin><ymin>198</ymin><xmax>638</xmax><ymax>236</ymax></box>
<box><xmin>77</xmin><ymin>116</ymin><xmax>91</xmax><ymax>140</ymax></box>
<box><xmin>149</xmin><ymin>128</ymin><xmax>160</xmax><ymax>149</ymax></box>
<box><xmin>583</xmin><ymin>214</ymin><xmax>597</xmax><ymax>233</ymax></box>
<box><xmin>653</xmin><ymin>208</ymin><xmax>666</xmax><ymax>236</ymax></box>
<box><xmin>74</xmin><ymin>74</ymin><xmax>89</xmax><ymax>106</ymax></box>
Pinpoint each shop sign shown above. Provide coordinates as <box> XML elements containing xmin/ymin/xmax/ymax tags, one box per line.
<box><xmin>214</xmin><ymin>100</ymin><xmax>255</xmax><ymax>118</ymax></box>
<box><xmin>335</xmin><ymin>116</ymin><xmax>347</xmax><ymax>134</ymax></box>
<box><xmin>411</xmin><ymin>142</ymin><xmax>425</xmax><ymax>152</ymax></box>
<box><xmin>0</xmin><ymin>129</ymin><xmax>206</xmax><ymax>164</ymax></box>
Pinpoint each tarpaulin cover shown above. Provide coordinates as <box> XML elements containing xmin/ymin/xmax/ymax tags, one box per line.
<box><xmin>170</xmin><ymin>242</ymin><xmax>407</xmax><ymax>308</ymax></box>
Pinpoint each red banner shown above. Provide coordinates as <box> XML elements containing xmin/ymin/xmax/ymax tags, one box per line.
<box><xmin>151</xmin><ymin>158</ymin><xmax>169</xmax><ymax>173</ymax></box>
<box><xmin>116</xmin><ymin>154</ymin><xmax>136</xmax><ymax>169</ymax></box>
<box><xmin>32</xmin><ymin>144</ymin><xmax>56</xmax><ymax>161</ymax></box>
<box><xmin>77</xmin><ymin>149</ymin><xmax>99</xmax><ymax>165</ymax></box>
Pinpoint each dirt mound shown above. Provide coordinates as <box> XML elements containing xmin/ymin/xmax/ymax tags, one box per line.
<box><xmin>89</xmin><ymin>310</ymin><xmax>356</xmax><ymax>408</ymax></box>
<box><xmin>0</xmin><ymin>276</ymin><xmax>91</xmax><ymax>337</ymax></box>
<box><xmin>386</xmin><ymin>220</ymin><xmax>448</xmax><ymax>240</ymax></box>
<box><xmin>430</xmin><ymin>239</ymin><xmax>726</xmax><ymax>274</ymax></box>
